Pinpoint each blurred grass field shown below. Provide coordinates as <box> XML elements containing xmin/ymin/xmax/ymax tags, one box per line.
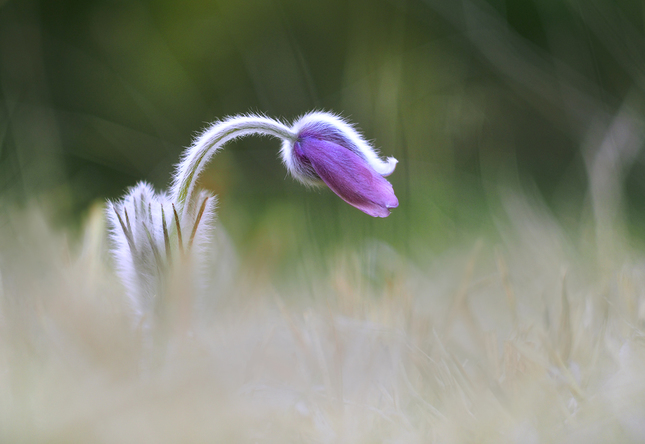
<box><xmin>3</xmin><ymin>0</ymin><xmax>645</xmax><ymax>441</ymax></box>
<box><xmin>1</xmin><ymin>189</ymin><xmax>645</xmax><ymax>442</ymax></box>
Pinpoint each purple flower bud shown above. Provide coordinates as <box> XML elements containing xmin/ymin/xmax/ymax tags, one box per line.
<box><xmin>281</xmin><ymin>112</ymin><xmax>399</xmax><ymax>217</ymax></box>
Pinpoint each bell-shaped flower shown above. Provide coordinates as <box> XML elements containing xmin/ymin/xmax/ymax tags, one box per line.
<box><xmin>281</xmin><ymin>112</ymin><xmax>398</xmax><ymax>217</ymax></box>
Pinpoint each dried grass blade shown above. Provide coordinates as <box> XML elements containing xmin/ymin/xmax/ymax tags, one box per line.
<box><xmin>114</xmin><ymin>206</ymin><xmax>136</xmax><ymax>254</ymax></box>
<box><xmin>161</xmin><ymin>204</ymin><xmax>171</xmax><ymax>264</ymax></box>
<box><xmin>124</xmin><ymin>207</ymin><xmax>133</xmax><ymax>235</ymax></box>
<box><xmin>559</xmin><ymin>274</ymin><xmax>572</xmax><ymax>362</ymax></box>
<box><xmin>143</xmin><ymin>223</ymin><xmax>164</xmax><ymax>273</ymax></box>
<box><xmin>188</xmin><ymin>196</ymin><xmax>209</xmax><ymax>251</ymax></box>
<box><xmin>172</xmin><ymin>203</ymin><xmax>183</xmax><ymax>253</ymax></box>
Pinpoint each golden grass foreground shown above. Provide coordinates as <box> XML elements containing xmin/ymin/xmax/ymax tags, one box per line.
<box><xmin>0</xmin><ymin>196</ymin><xmax>644</xmax><ymax>443</ymax></box>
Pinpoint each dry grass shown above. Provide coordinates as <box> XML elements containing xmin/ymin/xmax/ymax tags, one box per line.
<box><xmin>0</xmin><ymin>197</ymin><xmax>644</xmax><ymax>443</ymax></box>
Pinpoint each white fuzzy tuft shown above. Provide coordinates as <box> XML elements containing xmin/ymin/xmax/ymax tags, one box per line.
<box><xmin>107</xmin><ymin>182</ymin><xmax>182</xmax><ymax>321</ymax></box>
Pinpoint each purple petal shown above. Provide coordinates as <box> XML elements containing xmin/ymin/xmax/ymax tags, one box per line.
<box><xmin>296</xmin><ymin>137</ymin><xmax>398</xmax><ymax>217</ymax></box>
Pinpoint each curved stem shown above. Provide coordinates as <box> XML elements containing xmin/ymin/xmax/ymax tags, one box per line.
<box><xmin>170</xmin><ymin>115</ymin><xmax>297</xmax><ymax>220</ymax></box>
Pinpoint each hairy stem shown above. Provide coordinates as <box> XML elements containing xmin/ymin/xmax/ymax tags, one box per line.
<box><xmin>170</xmin><ymin>115</ymin><xmax>297</xmax><ymax>220</ymax></box>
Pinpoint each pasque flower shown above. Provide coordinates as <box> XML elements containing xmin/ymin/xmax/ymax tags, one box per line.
<box><xmin>109</xmin><ymin>111</ymin><xmax>398</xmax><ymax>319</ymax></box>
<box><xmin>171</xmin><ymin>111</ymin><xmax>398</xmax><ymax>219</ymax></box>
<box><xmin>281</xmin><ymin>112</ymin><xmax>398</xmax><ymax>217</ymax></box>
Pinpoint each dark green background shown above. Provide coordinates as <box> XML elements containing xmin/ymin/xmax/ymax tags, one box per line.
<box><xmin>2</xmin><ymin>0</ymin><xmax>645</xmax><ymax>265</ymax></box>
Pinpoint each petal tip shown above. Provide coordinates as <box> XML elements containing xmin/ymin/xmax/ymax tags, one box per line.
<box><xmin>381</xmin><ymin>157</ymin><xmax>398</xmax><ymax>177</ymax></box>
<box><xmin>385</xmin><ymin>194</ymin><xmax>399</xmax><ymax>209</ymax></box>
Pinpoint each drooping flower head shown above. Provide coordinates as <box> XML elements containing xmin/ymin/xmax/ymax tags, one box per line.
<box><xmin>281</xmin><ymin>112</ymin><xmax>398</xmax><ymax>217</ymax></box>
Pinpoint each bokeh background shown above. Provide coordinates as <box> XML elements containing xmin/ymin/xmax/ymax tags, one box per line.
<box><xmin>2</xmin><ymin>0</ymin><xmax>645</xmax><ymax>268</ymax></box>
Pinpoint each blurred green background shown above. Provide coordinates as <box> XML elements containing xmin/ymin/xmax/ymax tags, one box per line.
<box><xmin>2</xmin><ymin>0</ymin><xmax>645</xmax><ymax>267</ymax></box>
